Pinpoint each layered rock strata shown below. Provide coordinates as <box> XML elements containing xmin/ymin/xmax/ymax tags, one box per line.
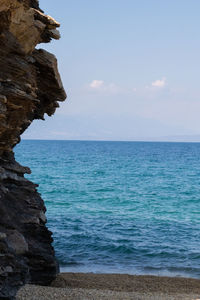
<box><xmin>0</xmin><ymin>0</ymin><xmax>66</xmax><ymax>298</ymax></box>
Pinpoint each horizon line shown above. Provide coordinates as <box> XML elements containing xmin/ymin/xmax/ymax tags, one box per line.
<box><xmin>21</xmin><ymin>138</ymin><xmax>200</xmax><ymax>144</ymax></box>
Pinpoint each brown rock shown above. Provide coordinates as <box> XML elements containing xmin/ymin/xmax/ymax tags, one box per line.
<box><xmin>7</xmin><ymin>231</ymin><xmax>29</xmax><ymax>255</ymax></box>
<box><xmin>0</xmin><ymin>0</ymin><xmax>67</xmax><ymax>298</ymax></box>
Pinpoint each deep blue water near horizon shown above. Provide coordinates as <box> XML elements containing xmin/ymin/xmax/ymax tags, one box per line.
<box><xmin>15</xmin><ymin>140</ymin><xmax>200</xmax><ymax>278</ymax></box>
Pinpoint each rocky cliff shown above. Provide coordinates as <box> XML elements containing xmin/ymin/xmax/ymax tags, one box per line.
<box><xmin>0</xmin><ymin>0</ymin><xmax>66</xmax><ymax>298</ymax></box>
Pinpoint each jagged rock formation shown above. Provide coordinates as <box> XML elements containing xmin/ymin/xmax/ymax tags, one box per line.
<box><xmin>0</xmin><ymin>0</ymin><xmax>66</xmax><ymax>298</ymax></box>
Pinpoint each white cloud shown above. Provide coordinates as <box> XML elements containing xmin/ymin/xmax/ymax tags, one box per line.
<box><xmin>88</xmin><ymin>80</ymin><xmax>121</xmax><ymax>94</ymax></box>
<box><xmin>89</xmin><ymin>80</ymin><xmax>104</xmax><ymax>89</ymax></box>
<box><xmin>152</xmin><ymin>77</ymin><xmax>166</xmax><ymax>88</ymax></box>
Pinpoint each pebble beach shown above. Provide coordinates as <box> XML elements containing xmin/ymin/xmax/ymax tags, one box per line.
<box><xmin>17</xmin><ymin>273</ymin><xmax>200</xmax><ymax>300</ymax></box>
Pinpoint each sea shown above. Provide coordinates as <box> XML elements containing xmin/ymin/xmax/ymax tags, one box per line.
<box><xmin>15</xmin><ymin>140</ymin><xmax>200</xmax><ymax>279</ymax></box>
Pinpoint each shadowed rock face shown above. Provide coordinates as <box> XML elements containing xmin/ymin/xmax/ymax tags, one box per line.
<box><xmin>0</xmin><ymin>0</ymin><xmax>66</xmax><ymax>298</ymax></box>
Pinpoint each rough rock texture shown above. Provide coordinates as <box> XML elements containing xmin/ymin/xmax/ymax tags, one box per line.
<box><xmin>0</xmin><ymin>0</ymin><xmax>66</xmax><ymax>298</ymax></box>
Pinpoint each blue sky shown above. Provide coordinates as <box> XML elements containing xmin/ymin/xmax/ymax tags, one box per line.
<box><xmin>23</xmin><ymin>0</ymin><xmax>200</xmax><ymax>141</ymax></box>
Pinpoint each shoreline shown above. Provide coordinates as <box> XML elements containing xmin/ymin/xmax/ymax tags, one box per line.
<box><xmin>60</xmin><ymin>267</ymin><xmax>200</xmax><ymax>280</ymax></box>
<box><xmin>17</xmin><ymin>272</ymin><xmax>200</xmax><ymax>300</ymax></box>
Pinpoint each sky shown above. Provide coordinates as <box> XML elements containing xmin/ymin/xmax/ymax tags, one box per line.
<box><xmin>23</xmin><ymin>0</ymin><xmax>200</xmax><ymax>141</ymax></box>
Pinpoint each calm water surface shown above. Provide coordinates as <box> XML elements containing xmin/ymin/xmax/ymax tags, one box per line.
<box><xmin>15</xmin><ymin>140</ymin><xmax>200</xmax><ymax>278</ymax></box>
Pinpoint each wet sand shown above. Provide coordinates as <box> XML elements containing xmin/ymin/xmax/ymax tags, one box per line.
<box><xmin>17</xmin><ymin>272</ymin><xmax>200</xmax><ymax>300</ymax></box>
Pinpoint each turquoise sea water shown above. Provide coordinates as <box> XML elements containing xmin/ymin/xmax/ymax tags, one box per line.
<box><xmin>15</xmin><ymin>140</ymin><xmax>200</xmax><ymax>278</ymax></box>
